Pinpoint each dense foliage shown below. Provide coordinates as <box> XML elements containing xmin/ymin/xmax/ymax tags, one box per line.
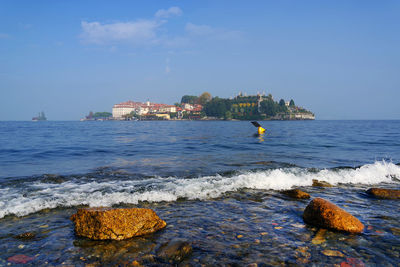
<box><xmin>181</xmin><ymin>95</ymin><xmax>199</xmax><ymax>104</ymax></box>
<box><xmin>93</xmin><ymin>112</ymin><xmax>112</xmax><ymax>118</ymax></box>
<box><xmin>203</xmin><ymin>95</ymin><xmax>291</xmax><ymax>119</ymax></box>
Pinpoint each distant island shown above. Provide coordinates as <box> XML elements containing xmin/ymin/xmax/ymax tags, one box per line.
<box><xmin>32</xmin><ymin>111</ymin><xmax>47</xmax><ymax>121</ymax></box>
<box><xmin>80</xmin><ymin>112</ymin><xmax>112</xmax><ymax>121</ymax></box>
<box><xmin>81</xmin><ymin>92</ymin><xmax>314</xmax><ymax>121</ymax></box>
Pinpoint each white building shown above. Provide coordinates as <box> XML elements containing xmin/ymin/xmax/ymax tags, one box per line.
<box><xmin>112</xmin><ymin>101</ymin><xmax>138</xmax><ymax>119</ymax></box>
<box><xmin>112</xmin><ymin>100</ymin><xmax>177</xmax><ymax>119</ymax></box>
<box><xmin>159</xmin><ymin>105</ymin><xmax>177</xmax><ymax>113</ymax></box>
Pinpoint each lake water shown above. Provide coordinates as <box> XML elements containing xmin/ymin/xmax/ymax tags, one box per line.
<box><xmin>0</xmin><ymin>120</ymin><xmax>399</xmax><ymax>266</ymax></box>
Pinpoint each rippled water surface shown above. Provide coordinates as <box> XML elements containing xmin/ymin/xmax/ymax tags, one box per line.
<box><xmin>0</xmin><ymin>120</ymin><xmax>399</xmax><ymax>266</ymax></box>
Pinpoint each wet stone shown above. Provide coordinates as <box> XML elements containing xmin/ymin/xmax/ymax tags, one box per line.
<box><xmin>15</xmin><ymin>232</ymin><xmax>36</xmax><ymax>240</ymax></box>
<box><xmin>311</xmin><ymin>229</ymin><xmax>327</xmax><ymax>245</ymax></box>
<box><xmin>312</xmin><ymin>179</ymin><xmax>333</xmax><ymax>187</ymax></box>
<box><xmin>303</xmin><ymin>198</ymin><xmax>364</xmax><ymax>233</ymax></box>
<box><xmin>156</xmin><ymin>240</ymin><xmax>193</xmax><ymax>264</ymax></box>
<box><xmin>366</xmin><ymin>188</ymin><xmax>400</xmax><ymax>199</ymax></box>
<box><xmin>321</xmin><ymin>249</ymin><xmax>344</xmax><ymax>257</ymax></box>
<box><xmin>70</xmin><ymin>207</ymin><xmax>167</xmax><ymax>240</ymax></box>
<box><xmin>42</xmin><ymin>174</ymin><xmax>66</xmax><ymax>184</ymax></box>
<box><xmin>281</xmin><ymin>189</ymin><xmax>310</xmax><ymax>199</ymax></box>
<box><xmin>7</xmin><ymin>254</ymin><xmax>35</xmax><ymax>264</ymax></box>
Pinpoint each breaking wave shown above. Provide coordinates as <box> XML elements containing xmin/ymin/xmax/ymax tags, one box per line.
<box><xmin>0</xmin><ymin>161</ymin><xmax>399</xmax><ymax>218</ymax></box>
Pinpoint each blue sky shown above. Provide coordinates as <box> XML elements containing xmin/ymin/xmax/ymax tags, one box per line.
<box><xmin>1</xmin><ymin>0</ymin><xmax>399</xmax><ymax>120</ymax></box>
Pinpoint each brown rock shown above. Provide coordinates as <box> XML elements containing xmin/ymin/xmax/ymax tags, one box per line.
<box><xmin>303</xmin><ymin>198</ymin><xmax>364</xmax><ymax>233</ymax></box>
<box><xmin>321</xmin><ymin>249</ymin><xmax>344</xmax><ymax>257</ymax></box>
<box><xmin>157</xmin><ymin>240</ymin><xmax>193</xmax><ymax>263</ymax></box>
<box><xmin>312</xmin><ymin>179</ymin><xmax>333</xmax><ymax>187</ymax></box>
<box><xmin>15</xmin><ymin>232</ymin><xmax>36</xmax><ymax>240</ymax></box>
<box><xmin>366</xmin><ymin>188</ymin><xmax>400</xmax><ymax>199</ymax></box>
<box><xmin>282</xmin><ymin>189</ymin><xmax>310</xmax><ymax>199</ymax></box>
<box><xmin>70</xmin><ymin>207</ymin><xmax>167</xmax><ymax>240</ymax></box>
<box><xmin>311</xmin><ymin>229</ymin><xmax>327</xmax><ymax>244</ymax></box>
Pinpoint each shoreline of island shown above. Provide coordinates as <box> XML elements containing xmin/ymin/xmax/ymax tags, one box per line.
<box><xmin>80</xmin><ymin>92</ymin><xmax>315</xmax><ymax>121</ymax></box>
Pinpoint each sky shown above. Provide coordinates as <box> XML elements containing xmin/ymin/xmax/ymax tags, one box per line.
<box><xmin>0</xmin><ymin>0</ymin><xmax>399</xmax><ymax>120</ymax></box>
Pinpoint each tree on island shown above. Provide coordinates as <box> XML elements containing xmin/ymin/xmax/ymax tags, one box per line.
<box><xmin>198</xmin><ymin>92</ymin><xmax>212</xmax><ymax>105</ymax></box>
<box><xmin>203</xmin><ymin>97</ymin><xmax>231</xmax><ymax>117</ymax></box>
<box><xmin>182</xmin><ymin>92</ymin><xmax>312</xmax><ymax>120</ymax></box>
<box><xmin>93</xmin><ymin>112</ymin><xmax>112</xmax><ymax>118</ymax></box>
<box><xmin>181</xmin><ymin>95</ymin><xmax>198</xmax><ymax>104</ymax></box>
<box><xmin>181</xmin><ymin>92</ymin><xmax>212</xmax><ymax>105</ymax></box>
<box><xmin>260</xmin><ymin>98</ymin><xmax>278</xmax><ymax>117</ymax></box>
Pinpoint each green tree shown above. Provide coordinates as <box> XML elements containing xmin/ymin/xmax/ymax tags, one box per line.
<box><xmin>224</xmin><ymin>111</ymin><xmax>232</xmax><ymax>120</ymax></box>
<box><xmin>181</xmin><ymin>95</ymin><xmax>198</xmax><ymax>104</ymax></box>
<box><xmin>198</xmin><ymin>92</ymin><xmax>212</xmax><ymax>105</ymax></box>
<box><xmin>278</xmin><ymin>99</ymin><xmax>288</xmax><ymax>112</ymax></box>
<box><xmin>93</xmin><ymin>112</ymin><xmax>112</xmax><ymax>118</ymax></box>
<box><xmin>289</xmin><ymin>99</ymin><xmax>295</xmax><ymax>107</ymax></box>
<box><xmin>260</xmin><ymin>98</ymin><xmax>278</xmax><ymax>117</ymax></box>
<box><xmin>203</xmin><ymin>97</ymin><xmax>231</xmax><ymax>118</ymax></box>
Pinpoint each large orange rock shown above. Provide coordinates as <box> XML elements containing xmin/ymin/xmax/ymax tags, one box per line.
<box><xmin>303</xmin><ymin>198</ymin><xmax>364</xmax><ymax>234</ymax></box>
<box><xmin>70</xmin><ymin>207</ymin><xmax>167</xmax><ymax>240</ymax></box>
<box><xmin>366</xmin><ymin>188</ymin><xmax>400</xmax><ymax>199</ymax></box>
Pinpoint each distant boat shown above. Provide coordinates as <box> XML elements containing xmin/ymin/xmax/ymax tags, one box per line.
<box><xmin>32</xmin><ymin>111</ymin><xmax>47</xmax><ymax>121</ymax></box>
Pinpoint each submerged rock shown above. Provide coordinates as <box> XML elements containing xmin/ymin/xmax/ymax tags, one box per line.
<box><xmin>312</xmin><ymin>179</ymin><xmax>333</xmax><ymax>187</ymax></box>
<box><xmin>303</xmin><ymin>198</ymin><xmax>364</xmax><ymax>234</ymax></box>
<box><xmin>321</xmin><ymin>249</ymin><xmax>344</xmax><ymax>257</ymax></box>
<box><xmin>281</xmin><ymin>189</ymin><xmax>310</xmax><ymax>199</ymax></box>
<box><xmin>157</xmin><ymin>240</ymin><xmax>193</xmax><ymax>263</ymax></box>
<box><xmin>42</xmin><ymin>174</ymin><xmax>65</xmax><ymax>184</ymax></box>
<box><xmin>311</xmin><ymin>229</ymin><xmax>327</xmax><ymax>245</ymax></box>
<box><xmin>366</xmin><ymin>188</ymin><xmax>400</xmax><ymax>199</ymax></box>
<box><xmin>15</xmin><ymin>232</ymin><xmax>36</xmax><ymax>240</ymax></box>
<box><xmin>70</xmin><ymin>207</ymin><xmax>167</xmax><ymax>240</ymax></box>
<box><xmin>7</xmin><ymin>254</ymin><xmax>35</xmax><ymax>264</ymax></box>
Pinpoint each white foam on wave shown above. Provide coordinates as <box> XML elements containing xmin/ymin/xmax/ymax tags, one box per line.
<box><xmin>0</xmin><ymin>161</ymin><xmax>399</xmax><ymax>218</ymax></box>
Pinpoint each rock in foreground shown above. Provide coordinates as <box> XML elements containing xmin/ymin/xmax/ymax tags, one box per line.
<box><xmin>70</xmin><ymin>207</ymin><xmax>167</xmax><ymax>240</ymax></box>
<box><xmin>366</xmin><ymin>188</ymin><xmax>400</xmax><ymax>199</ymax></box>
<box><xmin>157</xmin><ymin>240</ymin><xmax>193</xmax><ymax>264</ymax></box>
<box><xmin>282</xmin><ymin>189</ymin><xmax>310</xmax><ymax>199</ymax></box>
<box><xmin>303</xmin><ymin>198</ymin><xmax>364</xmax><ymax>234</ymax></box>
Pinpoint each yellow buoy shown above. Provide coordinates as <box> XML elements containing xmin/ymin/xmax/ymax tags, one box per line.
<box><xmin>258</xmin><ymin>126</ymin><xmax>266</xmax><ymax>134</ymax></box>
<box><xmin>251</xmin><ymin>121</ymin><xmax>266</xmax><ymax>134</ymax></box>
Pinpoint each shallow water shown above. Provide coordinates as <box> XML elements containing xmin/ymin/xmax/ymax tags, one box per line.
<box><xmin>0</xmin><ymin>121</ymin><xmax>399</xmax><ymax>266</ymax></box>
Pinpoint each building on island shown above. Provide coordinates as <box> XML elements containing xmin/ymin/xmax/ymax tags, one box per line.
<box><xmin>112</xmin><ymin>100</ymin><xmax>201</xmax><ymax>120</ymax></box>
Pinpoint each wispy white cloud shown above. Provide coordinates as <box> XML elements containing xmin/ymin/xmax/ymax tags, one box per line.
<box><xmin>185</xmin><ymin>22</ymin><xmax>243</xmax><ymax>41</ymax></box>
<box><xmin>80</xmin><ymin>20</ymin><xmax>160</xmax><ymax>44</ymax></box>
<box><xmin>185</xmin><ymin>23</ymin><xmax>215</xmax><ymax>36</ymax></box>
<box><xmin>155</xmin><ymin>7</ymin><xmax>182</xmax><ymax>19</ymax></box>
<box><xmin>79</xmin><ymin>7</ymin><xmax>242</xmax><ymax>47</ymax></box>
<box><xmin>80</xmin><ymin>6</ymin><xmax>182</xmax><ymax>45</ymax></box>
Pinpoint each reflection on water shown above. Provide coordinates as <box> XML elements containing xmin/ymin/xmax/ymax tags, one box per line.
<box><xmin>254</xmin><ymin>132</ymin><xmax>266</xmax><ymax>142</ymax></box>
